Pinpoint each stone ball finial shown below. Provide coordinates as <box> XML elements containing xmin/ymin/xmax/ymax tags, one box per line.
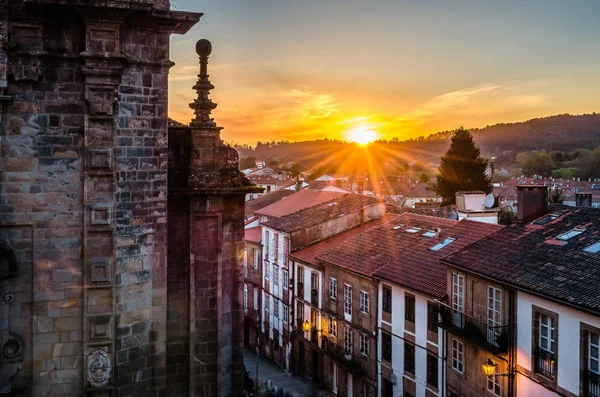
<box><xmin>196</xmin><ymin>39</ymin><xmax>212</xmax><ymax>57</ymax></box>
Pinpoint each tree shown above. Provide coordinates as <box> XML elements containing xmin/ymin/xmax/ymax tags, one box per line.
<box><xmin>418</xmin><ymin>173</ymin><xmax>430</xmax><ymax>183</ymax></box>
<box><xmin>549</xmin><ymin>188</ymin><xmax>564</xmax><ymax>204</ymax></box>
<box><xmin>239</xmin><ymin>156</ymin><xmax>256</xmax><ymax>170</ymax></box>
<box><xmin>434</xmin><ymin>127</ymin><xmax>492</xmax><ymax>205</ymax></box>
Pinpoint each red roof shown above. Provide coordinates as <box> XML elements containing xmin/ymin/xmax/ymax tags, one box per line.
<box><xmin>255</xmin><ymin>190</ymin><xmax>347</xmax><ymax>218</ymax></box>
<box><xmin>244</xmin><ymin>227</ymin><xmax>262</xmax><ymax>244</ymax></box>
<box><xmin>289</xmin><ymin>215</ymin><xmax>396</xmax><ymax>266</ymax></box>
<box><xmin>294</xmin><ymin>212</ymin><xmax>502</xmax><ymax>297</ymax></box>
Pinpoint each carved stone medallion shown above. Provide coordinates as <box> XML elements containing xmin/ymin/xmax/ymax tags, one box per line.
<box><xmin>87</xmin><ymin>347</ymin><xmax>111</xmax><ymax>388</ymax></box>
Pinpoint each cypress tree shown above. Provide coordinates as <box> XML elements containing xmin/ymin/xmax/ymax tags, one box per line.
<box><xmin>434</xmin><ymin>127</ymin><xmax>492</xmax><ymax>205</ymax></box>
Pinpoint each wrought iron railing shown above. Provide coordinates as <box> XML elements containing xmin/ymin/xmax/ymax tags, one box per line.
<box><xmin>534</xmin><ymin>347</ymin><xmax>556</xmax><ymax>380</ymax></box>
<box><xmin>321</xmin><ymin>337</ymin><xmax>367</xmax><ymax>375</ymax></box>
<box><xmin>311</xmin><ymin>289</ymin><xmax>319</xmax><ymax>306</ymax></box>
<box><xmin>437</xmin><ymin>301</ymin><xmax>509</xmax><ymax>354</ymax></box>
<box><xmin>588</xmin><ymin>370</ymin><xmax>600</xmax><ymax>397</ymax></box>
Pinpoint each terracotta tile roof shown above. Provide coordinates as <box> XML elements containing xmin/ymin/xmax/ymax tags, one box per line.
<box><xmin>244</xmin><ymin>227</ymin><xmax>262</xmax><ymax>244</ymax></box>
<box><xmin>276</xmin><ymin>179</ymin><xmax>297</xmax><ymax>189</ymax></box>
<box><xmin>248</xmin><ymin>175</ymin><xmax>280</xmax><ymax>184</ymax></box>
<box><xmin>311</xmin><ymin>213</ymin><xmax>501</xmax><ymax>297</ymax></box>
<box><xmin>443</xmin><ymin>205</ymin><xmax>600</xmax><ymax>313</ymax></box>
<box><xmin>245</xmin><ymin>190</ymin><xmax>296</xmax><ymax>219</ymax></box>
<box><xmin>386</xmin><ymin>204</ymin><xmax>458</xmax><ymax>219</ymax></box>
<box><xmin>289</xmin><ymin>215</ymin><xmax>397</xmax><ymax>267</ymax></box>
<box><xmin>261</xmin><ymin>194</ymin><xmax>381</xmax><ymax>233</ymax></box>
<box><xmin>255</xmin><ymin>190</ymin><xmax>347</xmax><ymax>219</ymax></box>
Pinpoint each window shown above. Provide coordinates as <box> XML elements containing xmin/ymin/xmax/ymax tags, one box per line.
<box><xmin>360</xmin><ymin>291</ymin><xmax>369</xmax><ymax>314</ymax></box>
<box><xmin>452</xmin><ymin>273</ymin><xmax>465</xmax><ymax>312</ymax></box>
<box><xmin>452</xmin><ymin>339</ymin><xmax>464</xmax><ymax>373</ymax></box>
<box><xmin>534</xmin><ymin>310</ymin><xmax>557</xmax><ymax>379</ymax></box>
<box><xmin>253</xmin><ymin>287</ymin><xmax>258</xmax><ymax>309</ymax></box>
<box><xmin>427</xmin><ymin>353</ymin><xmax>438</xmax><ymax>389</ymax></box>
<box><xmin>557</xmin><ymin>227</ymin><xmax>586</xmax><ymax>241</ymax></box>
<box><xmin>248</xmin><ymin>247</ymin><xmax>256</xmax><ymax>270</ymax></box>
<box><xmin>590</xmin><ymin>332</ymin><xmax>600</xmax><ymax>374</ymax></box>
<box><xmin>264</xmin><ymin>296</ymin><xmax>270</xmax><ymax>312</ymax></box>
<box><xmin>584</xmin><ymin>241</ymin><xmax>600</xmax><ymax>254</ymax></box>
<box><xmin>297</xmin><ymin>301</ymin><xmax>304</xmax><ymax>322</ymax></box>
<box><xmin>486</xmin><ymin>359</ymin><xmax>501</xmax><ymax>396</ymax></box>
<box><xmin>405</xmin><ymin>227</ymin><xmax>421</xmax><ymax>233</ymax></box>
<box><xmin>274</xmin><ymin>233</ymin><xmax>279</xmax><ymax>260</ymax></box>
<box><xmin>328</xmin><ymin>316</ymin><xmax>337</xmax><ymax>337</ymax></box>
<box><xmin>273</xmin><ymin>265</ymin><xmax>279</xmax><ymax>285</ymax></box>
<box><xmin>274</xmin><ymin>300</ymin><xmax>279</xmax><ymax>318</ymax></box>
<box><xmin>381</xmin><ymin>331</ymin><xmax>392</xmax><ymax>362</ymax></box>
<box><xmin>297</xmin><ymin>266</ymin><xmax>304</xmax><ymax>289</ymax></box>
<box><xmin>427</xmin><ymin>302</ymin><xmax>438</xmax><ymax>333</ymax></box>
<box><xmin>431</xmin><ymin>237</ymin><xmax>456</xmax><ymax>251</ymax></box>
<box><xmin>382</xmin><ymin>286</ymin><xmax>392</xmax><ymax>314</ymax></box>
<box><xmin>282</xmin><ymin>307</ymin><xmax>289</xmax><ymax>323</ymax></box>
<box><xmin>404</xmin><ymin>342</ymin><xmax>415</xmax><ymax>374</ymax></box>
<box><xmin>329</xmin><ymin>277</ymin><xmax>337</xmax><ymax>299</ymax></box>
<box><xmin>311</xmin><ymin>272</ymin><xmax>318</xmax><ymax>291</ymax></box>
<box><xmin>283</xmin><ymin>236</ymin><xmax>290</xmax><ymax>265</ymax></box>
<box><xmin>282</xmin><ymin>269</ymin><xmax>289</xmax><ymax>289</ymax></box>
<box><xmin>344</xmin><ymin>284</ymin><xmax>352</xmax><ymax>317</ymax></box>
<box><xmin>265</xmin><ymin>230</ymin><xmax>270</xmax><ymax>258</ymax></box>
<box><xmin>360</xmin><ymin>333</ymin><xmax>369</xmax><ymax>356</ymax></box>
<box><xmin>253</xmin><ymin>247</ymin><xmax>258</xmax><ymax>270</ymax></box>
<box><xmin>533</xmin><ymin>213</ymin><xmax>559</xmax><ymax>225</ymax></box>
<box><xmin>244</xmin><ymin>285</ymin><xmax>248</xmax><ymax>309</ymax></box>
<box><xmin>422</xmin><ymin>230</ymin><xmax>436</xmax><ymax>237</ymax></box>
<box><xmin>344</xmin><ymin>325</ymin><xmax>353</xmax><ymax>353</ymax></box>
<box><xmin>265</xmin><ymin>263</ymin><xmax>270</xmax><ymax>280</ymax></box>
<box><xmin>488</xmin><ymin>286</ymin><xmax>502</xmax><ymax>328</ymax></box>
<box><xmin>405</xmin><ymin>294</ymin><xmax>415</xmax><ymax>323</ymax></box>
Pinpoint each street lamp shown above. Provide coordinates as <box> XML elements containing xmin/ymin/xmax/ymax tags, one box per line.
<box><xmin>482</xmin><ymin>358</ymin><xmax>496</xmax><ymax>377</ymax></box>
<box><xmin>303</xmin><ymin>320</ymin><xmax>311</xmax><ymax>332</ymax></box>
<box><xmin>482</xmin><ymin>358</ymin><xmax>514</xmax><ymax>378</ymax></box>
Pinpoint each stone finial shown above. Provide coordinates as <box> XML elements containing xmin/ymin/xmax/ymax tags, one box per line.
<box><xmin>189</xmin><ymin>39</ymin><xmax>220</xmax><ymax>129</ymax></box>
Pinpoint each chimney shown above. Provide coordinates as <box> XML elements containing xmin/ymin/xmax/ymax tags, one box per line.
<box><xmin>295</xmin><ymin>179</ymin><xmax>303</xmax><ymax>192</ymax></box>
<box><xmin>517</xmin><ymin>185</ymin><xmax>548</xmax><ymax>222</ymax></box>
<box><xmin>575</xmin><ymin>192</ymin><xmax>592</xmax><ymax>207</ymax></box>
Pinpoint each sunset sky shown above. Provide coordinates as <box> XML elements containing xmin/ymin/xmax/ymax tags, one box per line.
<box><xmin>169</xmin><ymin>0</ymin><xmax>600</xmax><ymax>145</ymax></box>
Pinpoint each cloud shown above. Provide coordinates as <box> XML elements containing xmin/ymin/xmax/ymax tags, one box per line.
<box><xmin>283</xmin><ymin>86</ymin><xmax>339</xmax><ymax>119</ymax></box>
<box><xmin>411</xmin><ymin>83</ymin><xmax>502</xmax><ymax>118</ymax></box>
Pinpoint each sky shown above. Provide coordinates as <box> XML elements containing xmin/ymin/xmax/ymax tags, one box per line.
<box><xmin>169</xmin><ymin>0</ymin><xmax>600</xmax><ymax>145</ymax></box>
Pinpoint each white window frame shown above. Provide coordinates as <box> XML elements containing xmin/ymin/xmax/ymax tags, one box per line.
<box><xmin>244</xmin><ymin>285</ymin><xmax>248</xmax><ymax>309</ymax></box>
<box><xmin>273</xmin><ymin>264</ymin><xmax>279</xmax><ymax>286</ymax></box>
<box><xmin>253</xmin><ymin>287</ymin><xmax>258</xmax><ymax>310</ymax></box>
<box><xmin>344</xmin><ymin>325</ymin><xmax>353</xmax><ymax>353</ymax></box>
<box><xmin>360</xmin><ymin>333</ymin><xmax>369</xmax><ymax>356</ymax></box>
<box><xmin>265</xmin><ymin>262</ymin><xmax>270</xmax><ymax>280</ymax></box>
<box><xmin>487</xmin><ymin>286</ymin><xmax>502</xmax><ymax>327</ymax></box>
<box><xmin>274</xmin><ymin>300</ymin><xmax>279</xmax><ymax>318</ymax></box>
<box><xmin>590</xmin><ymin>332</ymin><xmax>600</xmax><ymax>374</ymax></box>
<box><xmin>274</xmin><ymin>233</ymin><xmax>279</xmax><ymax>262</ymax></box>
<box><xmin>329</xmin><ymin>277</ymin><xmax>337</xmax><ymax>299</ymax></box>
<box><xmin>344</xmin><ymin>284</ymin><xmax>353</xmax><ymax>318</ymax></box>
<box><xmin>452</xmin><ymin>339</ymin><xmax>464</xmax><ymax>373</ymax></box>
<box><xmin>360</xmin><ymin>291</ymin><xmax>369</xmax><ymax>314</ymax></box>
<box><xmin>282</xmin><ymin>269</ymin><xmax>289</xmax><ymax>290</ymax></box>
<box><xmin>486</xmin><ymin>359</ymin><xmax>501</xmax><ymax>396</ymax></box>
<box><xmin>264</xmin><ymin>230</ymin><xmax>270</xmax><ymax>259</ymax></box>
<box><xmin>452</xmin><ymin>273</ymin><xmax>465</xmax><ymax>312</ymax></box>
<box><xmin>282</xmin><ymin>307</ymin><xmax>289</xmax><ymax>323</ymax></box>
<box><xmin>539</xmin><ymin>313</ymin><xmax>555</xmax><ymax>353</ymax></box>
<box><xmin>328</xmin><ymin>316</ymin><xmax>337</xmax><ymax>337</ymax></box>
<box><xmin>264</xmin><ymin>295</ymin><xmax>270</xmax><ymax>312</ymax></box>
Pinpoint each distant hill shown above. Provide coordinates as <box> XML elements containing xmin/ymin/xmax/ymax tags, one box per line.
<box><xmin>233</xmin><ymin>114</ymin><xmax>600</xmax><ymax>174</ymax></box>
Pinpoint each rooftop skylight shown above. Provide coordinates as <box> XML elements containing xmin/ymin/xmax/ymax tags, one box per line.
<box><xmin>392</xmin><ymin>224</ymin><xmax>404</xmax><ymax>230</ymax></box>
<box><xmin>405</xmin><ymin>227</ymin><xmax>422</xmax><ymax>233</ymax></box>
<box><xmin>556</xmin><ymin>227</ymin><xmax>586</xmax><ymax>241</ymax></box>
<box><xmin>430</xmin><ymin>238</ymin><xmax>456</xmax><ymax>251</ymax></box>
<box><xmin>583</xmin><ymin>241</ymin><xmax>600</xmax><ymax>254</ymax></box>
<box><xmin>422</xmin><ymin>230</ymin><xmax>437</xmax><ymax>237</ymax></box>
<box><xmin>533</xmin><ymin>214</ymin><xmax>559</xmax><ymax>225</ymax></box>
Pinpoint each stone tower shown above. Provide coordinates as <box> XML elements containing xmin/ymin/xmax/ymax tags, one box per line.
<box><xmin>167</xmin><ymin>40</ymin><xmax>262</xmax><ymax>397</ymax></box>
<box><xmin>0</xmin><ymin>1</ymin><xmax>202</xmax><ymax>396</ymax></box>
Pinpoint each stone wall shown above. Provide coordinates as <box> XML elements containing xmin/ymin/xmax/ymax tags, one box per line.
<box><xmin>0</xmin><ymin>2</ymin><xmax>200</xmax><ymax>396</ymax></box>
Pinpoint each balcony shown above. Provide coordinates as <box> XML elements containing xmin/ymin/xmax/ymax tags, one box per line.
<box><xmin>321</xmin><ymin>337</ymin><xmax>367</xmax><ymax>375</ymax></box>
<box><xmin>587</xmin><ymin>370</ymin><xmax>600</xmax><ymax>397</ymax></box>
<box><xmin>437</xmin><ymin>302</ymin><xmax>508</xmax><ymax>354</ymax></box>
<box><xmin>534</xmin><ymin>347</ymin><xmax>556</xmax><ymax>380</ymax></box>
<box><xmin>297</xmin><ymin>283</ymin><xmax>304</xmax><ymax>300</ymax></box>
<box><xmin>311</xmin><ymin>288</ymin><xmax>319</xmax><ymax>306</ymax></box>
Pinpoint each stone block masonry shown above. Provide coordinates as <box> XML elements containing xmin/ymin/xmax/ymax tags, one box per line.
<box><xmin>0</xmin><ymin>1</ymin><xmax>200</xmax><ymax>396</ymax></box>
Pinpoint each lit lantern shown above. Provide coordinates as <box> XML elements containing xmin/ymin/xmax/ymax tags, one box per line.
<box><xmin>482</xmin><ymin>358</ymin><xmax>496</xmax><ymax>377</ymax></box>
<box><xmin>303</xmin><ymin>321</ymin><xmax>311</xmax><ymax>332</ymax></box>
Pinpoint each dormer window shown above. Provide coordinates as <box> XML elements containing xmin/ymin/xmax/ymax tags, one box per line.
<box><xmin>557</xmin><ymin>227</ymin><xmax>586</xmax><ymax>241</ymax></box>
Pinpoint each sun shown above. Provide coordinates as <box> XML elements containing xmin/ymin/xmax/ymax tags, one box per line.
<box><xmin>345</xmin><ymin>124</ymin><xmax>379</xmax><ymax>145</ymax></box>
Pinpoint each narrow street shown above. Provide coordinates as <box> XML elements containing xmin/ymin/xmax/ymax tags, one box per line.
<box><xmin>244</xmin><ymin>349</ymin><xmax>332</xmax><ymax>397</ymax></box>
